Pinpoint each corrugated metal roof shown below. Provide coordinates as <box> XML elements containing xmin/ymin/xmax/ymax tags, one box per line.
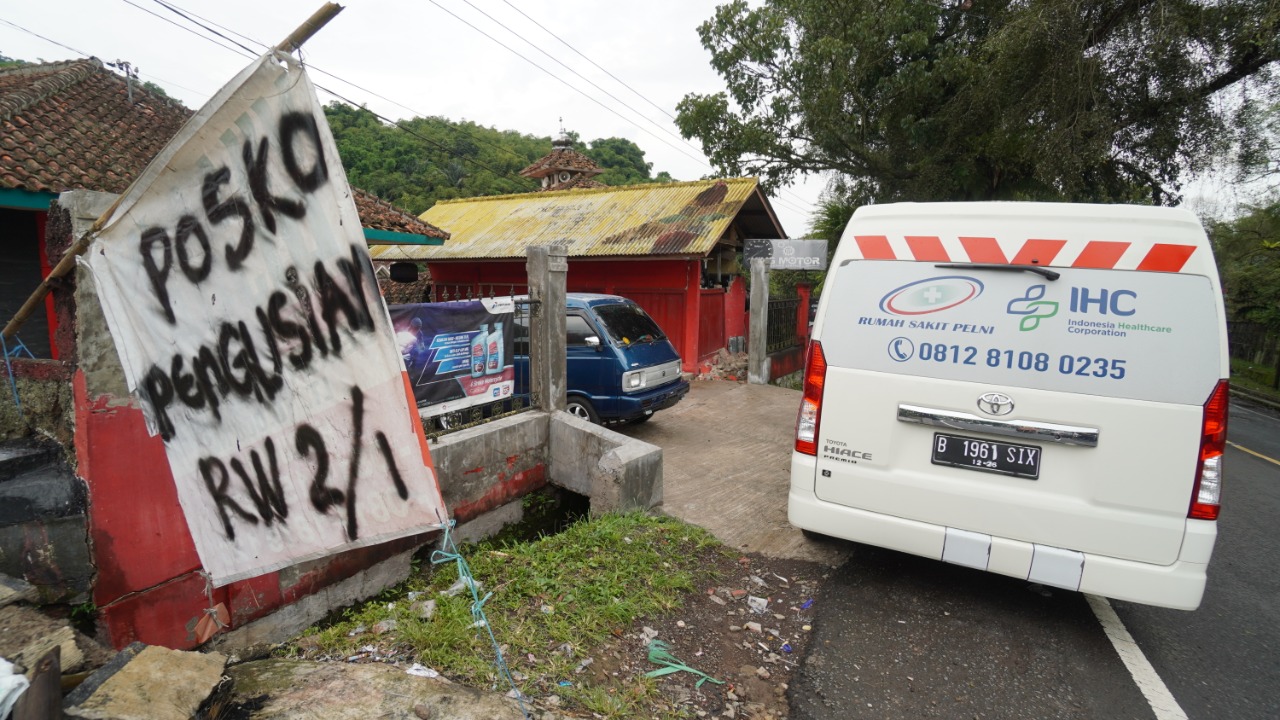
<box><xmin>370</xmin><ymin>178</ymin><xmax>763</xmax><ymax>262</ymax></box>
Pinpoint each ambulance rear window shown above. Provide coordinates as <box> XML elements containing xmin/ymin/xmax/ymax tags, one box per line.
<box><xmin>819</xmin><ymin>261</ymin><xmax>1222</xmax><ymax>405</ymax></box>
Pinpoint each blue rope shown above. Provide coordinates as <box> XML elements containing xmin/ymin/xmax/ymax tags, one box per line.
<box><xmin>1</xmin><ymin>335</ymin><xmax>26</xmax><ymax>417</ymax></box>
<box><xmin>430</xmin><ymin>520</ymin><xmax>532</xmax><ymax>719</ymax></box>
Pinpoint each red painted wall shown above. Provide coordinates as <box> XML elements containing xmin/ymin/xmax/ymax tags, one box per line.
<box><xmin>428</xmin><ymin>257</ymin><xmax>732</xmax><ymax>372</ymax></box>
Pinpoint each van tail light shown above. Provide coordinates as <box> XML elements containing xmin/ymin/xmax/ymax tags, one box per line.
<box><xmin>795</xmin><ymin>341</ymin><xmax>827</xmax><ymax>456</ymax></box>
<box><xmin>1189</xmin><ymin>379</ymin><xmax>1228</xmax><ymax>520</ymax></box>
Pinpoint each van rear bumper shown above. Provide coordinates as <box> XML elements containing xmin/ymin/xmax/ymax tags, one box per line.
<box><xmin>788</xmin><ymin>473</ymin><xmax>1215</xmax><ymax>611</ymax></box>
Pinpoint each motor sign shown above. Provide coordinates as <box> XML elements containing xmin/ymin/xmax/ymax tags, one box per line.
<box><xmin>819</xmin><ymin>260</ymin><xmax>1221</xmax><ymax>405</ymax></box>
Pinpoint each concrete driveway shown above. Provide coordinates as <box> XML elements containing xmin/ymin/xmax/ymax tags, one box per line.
<box><xmin>619</xmin><ymin>379</ymin><xmax>849</xmax><ymax>567</ymax></box>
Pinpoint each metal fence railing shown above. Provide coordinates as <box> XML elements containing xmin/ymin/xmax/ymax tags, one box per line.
<box><xmin>431</xmin><ymin>283</ymin><xmax>529</xmax><ymax>303</ymax></box>
<box><xmin>766</xmin><ymin>298</ymin><xmax>801</xmax><ymax>353</ymax></box>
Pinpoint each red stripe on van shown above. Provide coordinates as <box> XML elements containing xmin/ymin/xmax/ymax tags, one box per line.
<box><xmin>1136</xmin><ymin>244</ymin><xmax>1196</xmax><ymax>272</ymax></box>
<box><xmin>855</xmin><ymin>235</ymin><xmax>895</xmax><ymax>259</ymax></box>
<box><xmin>1071</xmin><ymin>241</ymin><xmax>1131</xmax><ymax>269</ymax></box>
<box><xmin>905</xmin><ymin>236</ymin><xmax>950</xmax><ymax>261</ymax></box>
<box><xmin>959</xmin><ymin>237</ymin><xmax>1007</xmax><ymax>264</ymax></box>
<box><xmin>1010</xmin><ymin>239</ymin><xmax>1067</xmax><ymax>266</ymax></box>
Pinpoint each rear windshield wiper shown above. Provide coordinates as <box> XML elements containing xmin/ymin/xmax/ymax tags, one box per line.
<box><xmin>934</xmin><ymin>262</ymin><xmax>1060</xmax><ymax>281</ymax></box>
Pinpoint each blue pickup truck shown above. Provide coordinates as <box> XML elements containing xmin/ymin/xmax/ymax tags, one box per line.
<box><xmin>516</xmin><ymin>294</ymin><xmax>690</xmax><ymax>425</ymax></box>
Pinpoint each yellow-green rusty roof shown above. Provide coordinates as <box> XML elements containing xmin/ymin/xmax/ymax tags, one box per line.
<box><xmin>370</xmin><ymin>178</ymin><xmax>771</xmax><ymax>262</ymax></box>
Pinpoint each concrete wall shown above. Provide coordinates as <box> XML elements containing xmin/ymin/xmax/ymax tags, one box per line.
<box><xmin>549</xmin><ymin>411</ymin><xmax>663</xmax><ymax>512</ymax></box>
<box><xmin>35</xmin><ymin>191</ymin><xmax>665</xmax><ymax>652</ymax></box>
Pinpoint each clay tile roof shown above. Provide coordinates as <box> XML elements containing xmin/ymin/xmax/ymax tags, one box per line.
<box><xmin>518</xmin><ymin>147</ymin><xmax>603</xmax><ymax>179</ymax></box>
<box><xmin>0</xmin><ymin>59</ymin><xmax>192</xmax><ymax>195</ymax></box>
<box><xmin>352</xmin><ymin>188</ymin><xmax>449</xmax><ymax>239</ymax></box>
<box><xmin>1</xmin><ymin>58</ymin><xmax>445</xmax><ymax>239</ymax></box>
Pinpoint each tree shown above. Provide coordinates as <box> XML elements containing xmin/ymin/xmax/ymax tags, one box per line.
<box><xmin>676</xmin><ymin>0</ymin><xmax>1280</xmax><ymax>207</ymax></box>
<box><xmin>323</xmin><ymin>104</ymin><xmax>676</xmax><ymax>213</ymax></box>
<box><xmin>1211</xmin><ymin>198</ymin><xmax>1280</xmax><ymax>327</ymax></box>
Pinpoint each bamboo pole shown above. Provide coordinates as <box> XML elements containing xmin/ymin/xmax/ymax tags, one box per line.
<box><xmin>1</xmin><ymin>2</ymin><xmax>345</xmax><ymax>342</ymax></box>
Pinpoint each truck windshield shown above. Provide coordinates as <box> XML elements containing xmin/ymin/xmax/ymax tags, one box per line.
<box><xmin>594</xmin><ymin>303</ymin><xmax>666</xmax><ymax>345</ymax></box>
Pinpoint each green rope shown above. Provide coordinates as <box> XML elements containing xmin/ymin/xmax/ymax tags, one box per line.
<box><xmin>643</xmin><ymin>640</ymin><xmax>725</xmax><ymax>688</ymax></box>
<box><xmin>430</xmin><ymin>520</ymin><xmax>532</xmax><ymax>719</ymax></box>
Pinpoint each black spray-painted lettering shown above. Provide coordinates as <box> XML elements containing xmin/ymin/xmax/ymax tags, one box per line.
<box><xmin>141</xmin><ymin>110</ymin><xmax>329</xmax><ymax>321</ymax></box>
<box><xmin>174</xmin><ymin>214</ymin><xmax>212</xmax><ymax>283</ymax></box>
<box><xmin>244</xmin><ymin>136</ymin><xmax>305</xmax><ymax>234</ymax></box>
<box><xmin>138</xmin><ymin>247</ymin><xmax>376</xmax><ymax>442</ymax></box>
<box><xmin>200</xmin><ymin>456</ymin><xmax>259</xmax><ymax>541</ymax></box>
<box><xmin>202</xmin><ymin>166</ymin><xmax>255</xmax><ymax>271</ymax></box>
<box><xmin>140</xmin><ymin>227</ymin><xmax>175</xmax><ymax>324</ymax></box>
<box><xmin>280</xmin><ymin>111</ymin><xmax>329</xmax><ymax>192</ymax></box>
<box><xmin>229</xmin><ymin>437</ymin><xmax>288</xmax><ymax>526</ymax></box>
<box><xmin>200</xmin><ymin>387</ymin><xmax>412</xmax><ymax>543</ymax></box>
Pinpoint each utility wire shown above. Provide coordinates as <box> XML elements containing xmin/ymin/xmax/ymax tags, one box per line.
<box><xmin>425</xmin><ymin>0</ymin><xmax>724</xmax><ymax>177</ymax></box>
<box><xmin>485</xmin><ymin>1</ymin><xmax>816</xmax><ymax>215</ymax></box>
<box><xmin>118</xmin><ymin>0</ymin><xmax>257</xmax><ymax>59</ymax></box>
<box><xmin>0</xmin><ymin>17</ymin><xmax>91</xmax><ymax>58</ymax></box>
<box><xmin>149</xmin><ymin>0</ymin><xmax>814</xmax><ymax>215</ymax></box>
<box><xmin>457</xmin><ymin>0</ymin><xmax>708</xmax><ymax>163</ymax></box>
<box><xmin>134</xmin><ymin>0</ymin><xmax>535</xmax><ymax>193</ymax></box>
<box><xmin>499</xmin><ymin>0</ymin><xmax>678</xmax><ymax>123</ymax></box>
<box><xmin>0</xmin><ymin>16</ymin><xmax>211</xmax><ymax>99</ymax></box>
<box><xmin>150</xmin><ymin>0</ymin><xmax>543</xmax><ymax>174</ymax></box>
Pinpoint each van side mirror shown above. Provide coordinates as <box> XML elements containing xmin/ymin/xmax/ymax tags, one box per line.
<box><xmin>585</xmin><ymin>336</ymin><xmax>602</xmax><ymax>350</ymax></box>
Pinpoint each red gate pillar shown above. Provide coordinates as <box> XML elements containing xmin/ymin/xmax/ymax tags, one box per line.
<box><xmin>796</xmin><ymin>282</ymin><xmax>812</xmax><ymax>342</ymax></box>
<box><xmin>683</xmin><ymin>261</ymin><xmax>702</xmax><ymax>373</ymax></box>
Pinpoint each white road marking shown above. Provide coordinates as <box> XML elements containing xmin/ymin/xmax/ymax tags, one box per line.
<box><xmin>1086</xmin><ymin>594</ymin><xmax>1187</xmax><ymax>720</ymax></box>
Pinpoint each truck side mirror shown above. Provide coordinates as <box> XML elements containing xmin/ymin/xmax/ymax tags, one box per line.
<box><xmin>585</xmin><ymin>336</ymin><xmax>602</xmax><ymax>351</ymax></box>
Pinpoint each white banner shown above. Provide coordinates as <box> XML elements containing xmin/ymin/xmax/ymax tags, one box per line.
<box><xmin>86</xmin><ymin>53</ymin><xmax>447</xmax><ymax>586</ymax></box>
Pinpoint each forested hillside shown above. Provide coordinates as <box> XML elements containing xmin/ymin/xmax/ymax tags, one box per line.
<box><xmin>324</xmin><ymin>102</ymin><xmax>673</xmax><ymax>215</ymax></box>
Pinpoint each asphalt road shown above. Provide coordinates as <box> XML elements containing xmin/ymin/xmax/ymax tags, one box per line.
<box><xmin>1109</xmin><ymin>399</ymin><xmax>1280</xmax><ymax>720</ymax></box>
<box><xmin>789</xmin><ymin>398</ymin><xmax>1280</xmax><ymax>720</ymax></box>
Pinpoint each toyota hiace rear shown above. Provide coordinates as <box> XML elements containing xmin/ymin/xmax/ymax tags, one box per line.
<box><xmin>789</xmin><ymin>202</ymin><xmax>1228</xmax><ymax>610</ymax></box>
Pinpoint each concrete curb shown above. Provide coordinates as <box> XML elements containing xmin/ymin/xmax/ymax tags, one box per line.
<box><xmin>1232</xmin><ymin>384</ymin><xmax>1280</xmax><ymax>412</ymax></box>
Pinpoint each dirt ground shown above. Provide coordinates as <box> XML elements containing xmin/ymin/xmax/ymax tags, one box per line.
<box><xmin>571</xmin><ymin>550</ymin><xmax>828</xmax><ymax>719</ymax></box>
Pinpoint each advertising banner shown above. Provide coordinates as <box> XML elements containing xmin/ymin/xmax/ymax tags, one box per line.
<box><xmin>85</xmin><ymin>52</ymin><xmax>447</xmax><ymax>586</ymax></box>
<box><xmin>390</xmin><ymin>298</ymin><xmax>517</xmax><ymax>416</ymax></box>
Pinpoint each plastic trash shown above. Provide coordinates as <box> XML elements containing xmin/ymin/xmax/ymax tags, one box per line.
<box><xmin>406</xmin><ymin>663</ymin><xmax>441</xmax><ymax>678</ymax></box>
<box><xmin>643</xmin><ymin>640</ymin><xmax>725</xmax><ymax>689</ymax></box>
<box><xmin>801</xmin><ymin>598</ymin><xmax>814</xmax><ymax>610</ymax></box>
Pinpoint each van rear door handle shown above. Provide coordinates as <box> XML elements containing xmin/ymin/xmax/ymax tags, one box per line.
<box><xmin>897</xmin><ymin>404</ymin><xmax>1099</xmax><ymax>447</ymax></box>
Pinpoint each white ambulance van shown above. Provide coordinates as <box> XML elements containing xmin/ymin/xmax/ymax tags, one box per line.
<box><xmin>789</xmin><ymin>202</ymin><xmax>1228</xmax><ymax>610</ymax></box>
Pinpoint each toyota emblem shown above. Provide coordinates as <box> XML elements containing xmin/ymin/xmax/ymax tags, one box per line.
<box><xmin>977</xmin><ymin>392</ymin><xmax>1014</xmax><ymax>416</ymax></box>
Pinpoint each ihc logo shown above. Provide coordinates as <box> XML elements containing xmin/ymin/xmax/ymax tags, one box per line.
<box><xmin>977</xmin><ymin>392</ymin><xmax>1015</xmax><ymax>416</ymax></box>
<box><xmin>1006</xmin><ymin>284</ymin><xmax>1059</xmax><ymax>331</ymax></box>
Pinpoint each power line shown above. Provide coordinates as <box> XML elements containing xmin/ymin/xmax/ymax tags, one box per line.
<box><xmin>117</xmin><ymin>0</ymin><xmax>257</xmax><ymax>59</ymax></box>
<box><xmin>425</xmin><ymin>0</ymin><xmax>720</xmax><ymax>175</ymax></box>
<box><xmin>149</xmin><ymin>0</ymin><xmax>544</xmax><ymax>175</ymax></box>
<box><xmin>457</xmin><ymin>0</ymin><xmax>708</xmax><ymax>162</ymax></box>
<box><xmin>484</xmin><ymin>1</ymin><xmax>817</xmax><ymax>215</ymax></box>
<box><xmin>0</xmin><ymin>17</ymin><xmax>91</xmax><ymax>58</ymax></box>
<box><xmin>148</xmin><ymin>0</ymin><xmax>814</xmax><ymax>216</ymax></box>
<box><xmin>0</xmin><ymin>15</ymin><xmax>210</xmax><ymax>99</ymax></box>
<box><xmin>136</xmin><ymin>0</ymin><xmax>535</xmax><ymax>194</ymax></box>
<box><xmin>499</xmin><ymin>0</ymin><xmax>677</xmax><ymax>124</ymax></box>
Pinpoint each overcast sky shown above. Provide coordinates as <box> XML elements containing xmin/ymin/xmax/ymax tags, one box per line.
<box><xmin>1</xmin><ymin>0</ymin><xmax>827</xmax><ymax>235</ymax></box>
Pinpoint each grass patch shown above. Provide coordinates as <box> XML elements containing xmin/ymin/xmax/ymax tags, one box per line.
<box><xmin>1230</xmin><ymin>357</ymin><xmax>1280</xmax><ymax>400</ymax></box>
<box><xmin>286</xmin><ymin>512</ymin><xmax>725</xmax><ymax>718</ymax></box>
